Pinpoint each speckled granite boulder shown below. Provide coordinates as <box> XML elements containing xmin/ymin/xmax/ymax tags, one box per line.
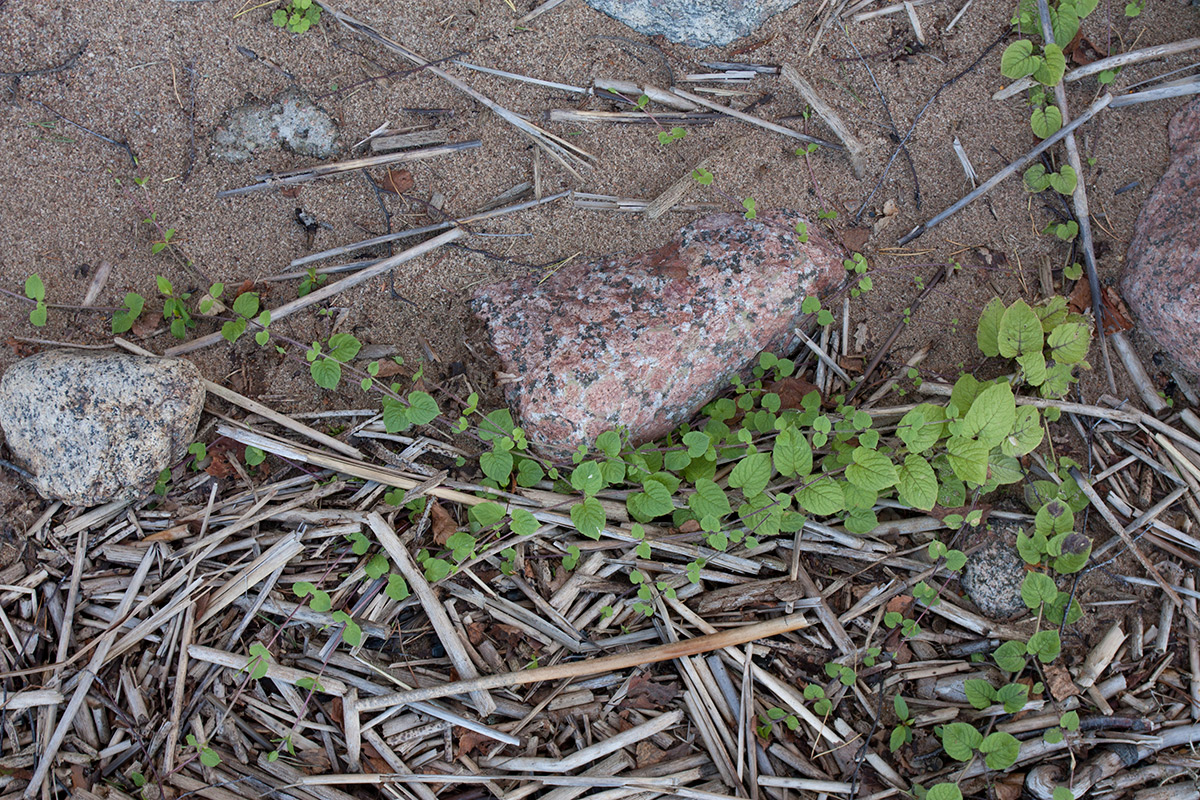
<box><xmin>583</xmin><ymin>0</ymin><xmax>802</xmax><ymax>47</ymax></box>
<box><xmin>473</xmin><ymin>211</ymin><xmax>844</xmax><ymax>457</ymax></box>
<box><xmin>211</xmin><ymin>88</ymin><xmax>340</xmax><ymax>163</ymax></box>
<box><xmin>0</xmin><ymin>350</ymin><xmax>205</xmax><ymax>506</ymax></box>
<box><xmin>960</xmin><ymin>538</ymin><xmax>1027</xmax><ymax>620</ymax></box>
<box><xmin>1121</xmin><ymin>97</ymin><xmax>1200</xmax><ymax>374</ymax></box>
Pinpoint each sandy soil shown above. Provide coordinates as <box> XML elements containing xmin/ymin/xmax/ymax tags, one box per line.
<box><xmin>0</xmin><ymin>0</ymin><xmax>1197</xmax><ymax>528</ymax></box>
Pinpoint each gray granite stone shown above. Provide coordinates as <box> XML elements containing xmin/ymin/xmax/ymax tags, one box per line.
<box><xmin>0</xmin><ymin>350</ymin><xmax>205</xmax><ymax>506</ymax></box>
<box><xmin>211</xmin><ymin>88</ymin><xmax>340</xmax><ymax>163</ymax></box>
<box><xmin>960</xmin><ymin>538</ymin><xmax>1028</xmax><ymax>620</ymax></box>
<box><xmin>583</xmin><ymin>0</ymin><xmax>803</xmax><ymax>47</ymax></box>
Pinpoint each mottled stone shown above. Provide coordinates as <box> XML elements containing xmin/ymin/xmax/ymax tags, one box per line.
<box><xmin>1120</xmin><ymin>97</ymin><xmax>1200</xmax><ymax>374</ymax></box>
<box><xmin>211</xmin><ymin>88</ymin><xmax>340</xmax><ymax>163</ymax></box>
<box><xmin>0</xmin><ymin>350</ymin><xmax>205</xmax><ymax>506</ymax></box>
<box><xmin>472</xmin><ymin>211</ymin><xmax>845</xmax><ymax>457</ymax></box>
<box><xmin>583</xmin><ymin>0</ymin><xmax>802</xmax><ymax>47</ymax></box>
<box><xmin>960</xmin><ymin>539</ymin><xmax>1027</xmax><ymax>620</ymax></box>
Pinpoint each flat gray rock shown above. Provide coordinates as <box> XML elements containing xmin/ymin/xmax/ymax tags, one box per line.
<box><xmin>211</xmin><ymin>88</ymin><xmax>340</xmax><ymax>163</ymax></box>
<box><xmin>0</xmin><ymin>350</ymin><xmax>205</xmax><ymax>506</ymax></box>
<box><xmin>583</xmin><ymin>0</ymin><xmax>802</xmax><ymax>47</ymax></box>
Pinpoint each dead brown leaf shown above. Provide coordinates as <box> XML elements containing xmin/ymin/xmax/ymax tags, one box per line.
<box><xmin>454</xmin><ymin>727</ymin><xmax>490</xmax><ymax>758</ymax></box>
<box><xmin>430</xmin><ymin>501</ymin><xmax>457</xmax><ymax>543</ymax></box>
<box><xmin>380</xmin><ymin>168</ymin><xmax>414</xmax><ymax>195</ymax></box>
<box><xmin>279</xmin><ymin>185</ymin><xmax>302</xmax><ymax>198</ymax></box>
<box><xmin>1043</xmin><ymin>663</ymin><xmax>1081</xmax><ymax>700</ymax></box>
<box><xmin>373</xmin><ymin>359</ymin><xmax>407</xmax><ymax>379</ymax></box>
<box><xmin>635</xmin><ymin>740</ymin><xmax>668</xmax><ymax>768</ymax></box>
<box><xmin>994</xmin><ymin>773</ymin><xmax>1025</xmax><ymax>800</ymax></box>
<box><xmin>766</xmin><ymin>376</ymin><xmax>821</xmax><ymax>410</ymax></box>
<box><xmin>1067</xmin><ymin>281</ymin><xmax>1133</xmax><ymax>334</ymax></box>
<box><xmin>623</xmin><ymin>675</ymin><xmax>678</xmax><ymax>710</ymax></box>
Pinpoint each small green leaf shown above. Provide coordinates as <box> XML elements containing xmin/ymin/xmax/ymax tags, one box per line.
<box><xmin>980</xmin><ymin>731</ymin><xmax>1021</xmax><ymax>769</ymax></box>
<box><xmin>469</xmin><ymin>501</ymin><xmax>506</xmax><ymax>529</ymax></box>
<box><xmin>508</xmin><ymin>507</ymin><xmax>540</xmax><ymax>537</ymax></box>
<box><xmin>927</xmin><ymin>783</ymin><xmax>962</xmax><ymax>800</ymax></box>
<box><xmin>364</xmin><ymin>552</ymin><xmax>389</xmax><ymax>580</ymax></box>
<box><xmin>976</xmin><ymin>297</ymin><xmax>1005</xmax><ymax>356</ymax></box>
<box><xmin>996</xmin><ymin>683</ymin><xmax>1029</xmax><ymax>713</ymax></box>
<box><xmin>994</xmin><ymin>640</ymin><xmax>1027</xmax><ymax>672</ymax></box>
<box><xmin>385</xmin><ymin>573</ymin><xmax>410</xmax><ymax>601</ymax></box>
<box><xmin>689</xmin><ymin>478</ymin><xmax>731</xmax><ymax>520</ymax></box>
<box><xmin>1049</xmin><ymin>165</ymin><xmax>1077</xmax><ymax>194</ymax></box>
<box><xmin>1031</xmin><ymin>105</ymin><xmax>1063</xmax><ymax>139</ymax></box>
<box><xmin>628</xmin><ymin>480</ymin><xmax>675</xmax><ymax>521</ymax></box>
<box><xmin>729</xmin><ymin>452</ymin><xmax>772</xmax><ymax>498</ymax></box>
<box><xmin>898</xmin><ymin>404</ymin><xmax>947</xmax><ymax>454</ymax></box>
<box><xmin>846</xmin><ymin>447</ymin><xmax>899</xmax><ymax>492</ymax></box>
<box><xmin>795</xmin><ymin>478</ymin><xmax>844</xmax><ymax>516</ymax></box>
<box><xmin>1024</xmin><ymin>164</ymin><xmax>1052</xmax><ymax>192</ymax></box>
<box><xmin>1046</xmin><ymin>321</ymin><xmax>1090</xmax><ymax>365</ymax></box>
<box><xmin>232</xmin><ymin>291</ymin><xmax>260</xmax><ymax>319</ymax></box>
<box><xmin>1003</xmin><ymin>406</ymin><xmax>1044</xmax><ymax>457</ymax></box>
<box><xmin>406</xmin><ymin>391</ymin><xmax>440</xmax><ymax>425</ymax></box>
<box><xmin>310</xmin><ymin>359</ymin><xmax>341</xmax><ymax>390</ymax></box>
<box><xmin>964</xmin><ymin>679</ymin><xmax>997</xmax><ymax>710</ymax></box>
<box><xmin>1027</xmin><ymin>629</ymin><xmax>1062</xmax><ymax>662</ymax></box>
<box><xmin>570</xmin><ymin>497</ymin><xmax>606</xmax><ymax>539</ymax></box>
<box><xmin>571</xmin><ymin>461</ymin><xmax>605</xmax><ymax>496</ymax></box>
<box><xmin>941</xmin><ymin>722</ymin><xmax>983</xmax><ymax>761</ymax></box>
<box><xmin>946</xmin><ymin>435</ymin><xmax>989</xmax><ymax>486</ymax></box>
<box><xmin>1021</xmin><ymin>571</ymin><xmax>1058</xmax><ymax>609</ymax></box>
<box><xmin>773</xmin><ymin>425</ymin><xmax>812</xmax><ymax>478</ymax></box>
<box><xmin>1034</xmin><ymin>43</ymin><xmax>1067</xmax><ymax>86</ymax></box>
<box><xmin>1000</xmin><ymin>39</ymin><xmax>1041</xmax><ymax>79</ymax></box>
<box><xmin>998</xmin><ymin>300</ymin><xmax>1044</xmax><ymax>358</ymax></box>
<box><xmin>327</xmin><ymin>333</ymin><xmax>362</xmax><ymax>362</ymax></box>
<box><xmin>961</xmin><ymin>382</ymin><xmax>1016</xmax><ymax>449</ymax></box>
<box><xmin>897</xmin><ymin>454</ymin><xmax>938</xmax><ymax>511</ymax></box>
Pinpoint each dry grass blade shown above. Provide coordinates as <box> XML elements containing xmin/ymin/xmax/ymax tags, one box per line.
<box><xmin>318</xmin><ymin>2</ymin><xmax>594</xmax><ymax>177</ymax></box>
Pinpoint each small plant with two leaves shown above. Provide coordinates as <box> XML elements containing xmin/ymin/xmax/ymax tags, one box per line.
<box><xmin>273</xmin><ymin>0</ymin><xmax>321</xmax><ymax>33</ymax></box>
<box><xmin>23</xmin><ymin>274</ymin><xmax>47</xmax><ymax>327</ymax></box>
<box><xmin>1000</xmin><ymin>0</ymin><xmax>1099</xmax><ymax>138</ymax></box>
<box><xmin>207</xmin><ymin>284</ymin><xmax>273</xmax><ymax>346</ymax></box>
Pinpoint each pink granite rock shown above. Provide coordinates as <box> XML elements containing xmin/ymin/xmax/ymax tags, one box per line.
<box><xmin>472</xmin><ymin>211</ymin><xmax>845</xmax><ymax>457</ymax></box>
<box><xmin>1121</xmin><ymin>97</ymin><xmax>1200</xmax><ymax>374</ymax></box>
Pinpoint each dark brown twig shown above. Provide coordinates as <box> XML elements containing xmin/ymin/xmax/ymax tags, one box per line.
<box><xmin>0</xmin><ymin>41</ymin><xmax>88</xmax><ymax>78</ymax></box>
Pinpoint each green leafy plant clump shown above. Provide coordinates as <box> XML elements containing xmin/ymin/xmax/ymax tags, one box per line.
<box><xmin>273</xmin><ymin>0</ymin><xmax>321</xmax><ymax>33</ymax></box>
<box><xmin>1001</xmin><ymin>0</ymin><xmax>1099</xmax><ymax>138</ymax></box>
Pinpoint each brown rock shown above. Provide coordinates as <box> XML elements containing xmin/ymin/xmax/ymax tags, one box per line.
<box><xmin>472</xmin><ymin>211</ymin><xmax>845</xmax><ymax>457</ymax></box>
<box><xmin>1120</xmin><ymin>97</ymin><xmax>1200</xmax><ymax>374</ymax></box>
